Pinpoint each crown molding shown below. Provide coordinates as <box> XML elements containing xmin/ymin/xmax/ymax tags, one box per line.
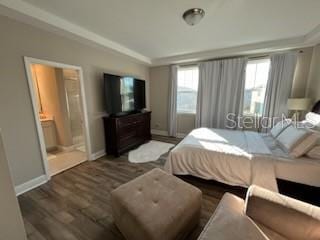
<box><xmin>151</xmin><ymin>35</ymin><xmax>319</xmax><ymax>66</ymax></box>
<box><xmin>0</xmin><ymin>0</ymin><xmax>152</xmax><ymax>64</ymax></box>
<box><xmin>304</xmin><ymin>24</ymin><xmax>320</xmax><ymax>45</ymax></box>
<box><xmin>1</xmin><ymin>0</ymin><xmax>320</xmax><ymax>67</ymax></box>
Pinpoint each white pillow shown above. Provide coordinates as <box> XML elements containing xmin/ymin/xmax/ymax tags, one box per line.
<box><xmin>307</xmin><ymin>145</ymin><xmax>320</xmax><ymax>159</ymax></box>
<box><xmin>276</xmin><ymin>125</ymin><xmax>309</xmax><ymax>151</ymax></box>
<box><xmin>270</xmin><ymin>119</ymin><xmax>291</xmax><ymax>138</ymax></box>
<box><xmin>305</xmin><ymin>112</ymin><xmax>320</xmax><ymax>127</ymax></box>
<box><xmin>290</xmin><ymin>132</ymin><xmax>319</xmax><ymax>158</ymax></box>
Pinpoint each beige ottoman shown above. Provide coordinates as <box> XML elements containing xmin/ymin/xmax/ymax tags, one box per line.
<box><xmin>111</xmin><ymin>168</ymin><xmax>202</xmax><ymax>240</ymax></box>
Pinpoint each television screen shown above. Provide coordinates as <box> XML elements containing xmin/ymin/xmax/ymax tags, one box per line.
<box><xmin>104</xmin><ymin>73</ymin><xmax>146</xmax><ymax>115</ymax></box>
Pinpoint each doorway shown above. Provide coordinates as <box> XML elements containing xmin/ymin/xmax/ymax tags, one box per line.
<box><xmin>24</xmin><ymin>57</ymin><xmax>91</xmax><ymax>178</ymax></box>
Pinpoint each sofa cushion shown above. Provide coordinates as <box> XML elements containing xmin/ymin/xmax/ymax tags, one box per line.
<box><xmin>197</xmin><ymin>193</ymin><xmax>268</xmax><ymax>240</ymax></box>
<box><xmin>111</xmin><ymin>168</ymin><xmax>202</xmax><ymax>240</ymax></box>
<box><xmin>245</xmin><ymin>185</ymin><xmax>320</xmax><ymax>240</ymax></box>
<box><xmin>255</xmin><ymin>223</ymin><xmax>287</xmax><ymax>240</ymax></box>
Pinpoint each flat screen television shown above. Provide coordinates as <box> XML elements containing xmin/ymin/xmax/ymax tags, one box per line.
<box><xmin>104</xmin><ymin>73</ymin><xmax>146</xmax><ymax>116</ymax></box>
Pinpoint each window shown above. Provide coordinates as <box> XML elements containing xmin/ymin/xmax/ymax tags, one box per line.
<box><xmin>177</xmin><ymin>66</ymin><xmax>199</xmax><ymax>114</ymax></box>
<box><xmin>243</xmin><ymin>59</ymin><xmax>270</xmax><ymax>116</ymax></box>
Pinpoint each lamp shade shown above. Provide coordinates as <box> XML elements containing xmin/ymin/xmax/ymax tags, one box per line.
<box><xmin>287</xmin><ymin>98</ymin><xmax>312</xmax><ymax>111</ymax></box>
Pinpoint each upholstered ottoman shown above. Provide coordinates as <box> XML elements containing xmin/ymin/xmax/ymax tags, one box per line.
<box><xmin>111</xmin><ymin>168</ymin><xmax>202</xmax><ymax>240</ymax></box>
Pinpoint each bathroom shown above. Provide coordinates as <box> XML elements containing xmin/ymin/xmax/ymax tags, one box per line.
<box><xmin>31</xmin><ymin>64</ymin><xmax>87</xmax><ymax>176</ymax></box>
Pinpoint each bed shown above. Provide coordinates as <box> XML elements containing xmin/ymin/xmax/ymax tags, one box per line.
<box><xmin>165</xmin><ymin>101</ymin><xmax>320</xmax><ymax>192</ymax></box>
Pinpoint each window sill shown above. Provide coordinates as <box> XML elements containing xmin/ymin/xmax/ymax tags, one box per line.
<box><xmin>177</xmin><ymin>112</ymin><xmax>196</xmax><ymax>115</ymax></box>
<box><xmin>242</xmin><ymin>114</ymin><xmax>262</xmax><ymax>118</ymax></box>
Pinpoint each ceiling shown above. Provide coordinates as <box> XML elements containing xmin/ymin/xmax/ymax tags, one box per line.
<box><xmin>1</xmin><ymin>0</ymin><xmax>320</xmax><ymax>65</ymax></box>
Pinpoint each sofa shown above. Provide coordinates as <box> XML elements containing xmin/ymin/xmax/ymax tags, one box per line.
<box><xmin>198</xmin><ymin>185</ymin><xmax>320</xmax><ymax>240</ymax></box>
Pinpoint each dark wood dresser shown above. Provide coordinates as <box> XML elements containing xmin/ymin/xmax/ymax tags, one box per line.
<box><xmin>103</xmin><ymin>111</ymin><xmax>151</xmax><ymax>157</ymax></box>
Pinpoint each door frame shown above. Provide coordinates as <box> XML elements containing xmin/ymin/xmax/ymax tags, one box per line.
<box><xmin>24</xmin><ymin>57</ymin><xmax>92</xmax><ymax>180</ymax></box>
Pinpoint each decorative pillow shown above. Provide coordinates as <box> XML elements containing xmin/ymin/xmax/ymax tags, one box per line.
<box><xmin>294</xmin><ymin>120</ymin><xmax>314</xmax><ymax>129</ymax></box>
<box><xmin>270</xmin><ymin>119</ymin><xmax>291</xmax><ymax>138</ymax></box>
<box><xmin>276</xmin><ymin>125</ymin><xmax>309</xmax><ymax>151</ymax></box>
<box><xmin>290</xmin><ymin>132</ymin><xmax>319</xmax><ymax>158</ymax></box>
<box><xmin>305</xmin><ymin>112</ymin><xmax>320</xmax><ymax>127</ymax></box>
<box><xmin>306</xmin><ymin>145</ymin><xmax>320</xmax><ymax>159</ymax></box>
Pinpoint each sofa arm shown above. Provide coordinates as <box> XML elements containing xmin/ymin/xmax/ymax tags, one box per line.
<box><xmin>198</xmin><ymin>193</ymin><xmax>268</xmax><ymax>240</ymax></box>
<box><xmin>245</xmin><ymin>185</ymin><xmax>320</xmax><ymax>240</ymax></box>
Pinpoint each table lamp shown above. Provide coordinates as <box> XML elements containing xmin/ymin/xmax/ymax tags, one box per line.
<box><xmin>287</xmin><ymin>98</ymin><xmax>312</xmax><ymax>121</ymax></box>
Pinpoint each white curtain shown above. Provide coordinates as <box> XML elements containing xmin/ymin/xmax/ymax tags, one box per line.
<box><xmin>196</xmin><ymin>58</ymin><xmax>247</xmax><ymax>129</ymax></box>
<box><xmin>168</xmin><ymin>65</ymin><xmax>178</xmax><ymax>137</ymax></box>
<box><xmin>262</xmin><ymin>52</ymin><xmax>298</xmax><ymax>130</ymax></box>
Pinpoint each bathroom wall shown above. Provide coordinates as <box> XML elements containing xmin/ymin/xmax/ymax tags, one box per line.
<box><xmin>63</xmin><ymin>69</ymin><xmax>84</xmax><ymax>145</ymax></box>
<box><xmin>54</xmin><ymin>68</ymin><xmax>74</xmax><ymax>147</ymax></box>
<box><xmin>32</xmin><ymin>64</ymin><xmax>73</xmax><ymax>147</ymax></box>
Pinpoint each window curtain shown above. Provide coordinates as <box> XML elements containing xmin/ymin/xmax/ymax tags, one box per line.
<box><xmin>196</xmin><ymin>58</ymin><xmax>247</xmax><ymax>129</ymax></box>
<box><xmin>262</xmin><ymin>52</ymin><xmax>298</xmax><ymax>131</ymax></box>
<box><xmin>168</xmin><ymin>65</ymin><xmax>178</xmax><ymax>137</ymax></box>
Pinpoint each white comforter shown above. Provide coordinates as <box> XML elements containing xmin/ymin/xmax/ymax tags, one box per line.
<box><xmin>165</xmin><ymin>128</ymin><xmax>279</xmax><ymax>192</ymax></box>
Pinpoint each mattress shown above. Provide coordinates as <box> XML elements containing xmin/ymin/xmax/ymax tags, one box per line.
<box><xmin>164</xmin><ymin>128</ymin><xmax>320</xmax><ymax>189</ymax></box>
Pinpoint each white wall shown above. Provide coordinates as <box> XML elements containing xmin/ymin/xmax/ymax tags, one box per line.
<box><xmin>0</xmin><ymin>130</ymin><xmax>27</xmax><ymax>240</ymax></box>
<box><xmin>0</xmin><ymin>15</ymin><xmax>149</xmax><ymax>186</ymax></box>
<box><xmin>306</xmin><ymin>44</ymin><xmax>320</xmax><ymax>102</ymax></box>
<box><xmin>292</xmin><ymin>48</ymin><xmax>313</xmax><ymax>97</ymax></box>
<box><xmin>150</xmin><ymin>66</ymin><xmax>169</xmax><ymax>132</ymax></box>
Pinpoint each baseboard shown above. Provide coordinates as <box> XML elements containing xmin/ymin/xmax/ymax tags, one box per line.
<box><xmin>151</xmin><ymin>129</ymin><xmax>168</xmax><ymax>136</ymax></box>
<box><xmin>90</xmin><ymin>149</ymin><xmax>106</xmax><ymax>160</ymax></box>
<box><xmin>15</xmin><ymin>175</ymin><xmax>48</xmax><ymax>196</ymax></box>
<box><xmin>177</xmin><ymin>133</ymin><xmax>187</xmax><ymax>138</ymax></box>
<box><xmin>151</xmin><ymin>129</ymin><xmax>186</xmax><ymax>139</ymax></box>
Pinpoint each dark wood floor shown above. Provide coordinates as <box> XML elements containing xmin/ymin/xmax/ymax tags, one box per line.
<box><xmin>19</xmin><ymin>136</ymin><xmax>246</xmax><ymax>240</ymax></box>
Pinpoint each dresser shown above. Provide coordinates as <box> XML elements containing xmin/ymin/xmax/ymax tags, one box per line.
<box><xmin>103</xmin><ymin>111</ymin><xmax>151</xmax><ymax>157</ymax></box>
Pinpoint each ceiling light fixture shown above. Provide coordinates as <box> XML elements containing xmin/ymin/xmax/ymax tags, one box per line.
<box><xmin>183</xmin><ymin>8</ymin><xmax>205</xmax><ymax>26</ymax></box>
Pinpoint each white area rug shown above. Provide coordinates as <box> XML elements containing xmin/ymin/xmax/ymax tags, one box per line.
<box><xmin>128</xmin><ymin>140</ymin><xmax>174</xmax><ymax>163</ymax></box>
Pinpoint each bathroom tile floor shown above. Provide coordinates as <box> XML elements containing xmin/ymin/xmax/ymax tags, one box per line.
<box><xmin>47</xmin><ymin>150</ymin><xmax>87</xmax><ymax>176</ymax></box>
<box><xmin>76</xmin><ymin>145</ymin><xmax>86</xmax><ymax>152</ymax></box>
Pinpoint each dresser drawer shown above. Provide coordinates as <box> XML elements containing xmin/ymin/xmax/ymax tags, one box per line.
<box><xmin>117</xmin><ymin>116</ymin><xmax>145</xmax><ymax>128</ymax></box>
<box><xmin>103</xmin><ymin>111</ymin><xmax>151</xmax><ymax>157</ymax></box>
<box><xmin>119</xmin><ymin>134</ymin><xmax>139</xmax><ymax>150</ymax></box>
<box><xmin>118</xmin><ymin>123</ymin><xmax>137</xmax><ymax>137</ymax></box>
